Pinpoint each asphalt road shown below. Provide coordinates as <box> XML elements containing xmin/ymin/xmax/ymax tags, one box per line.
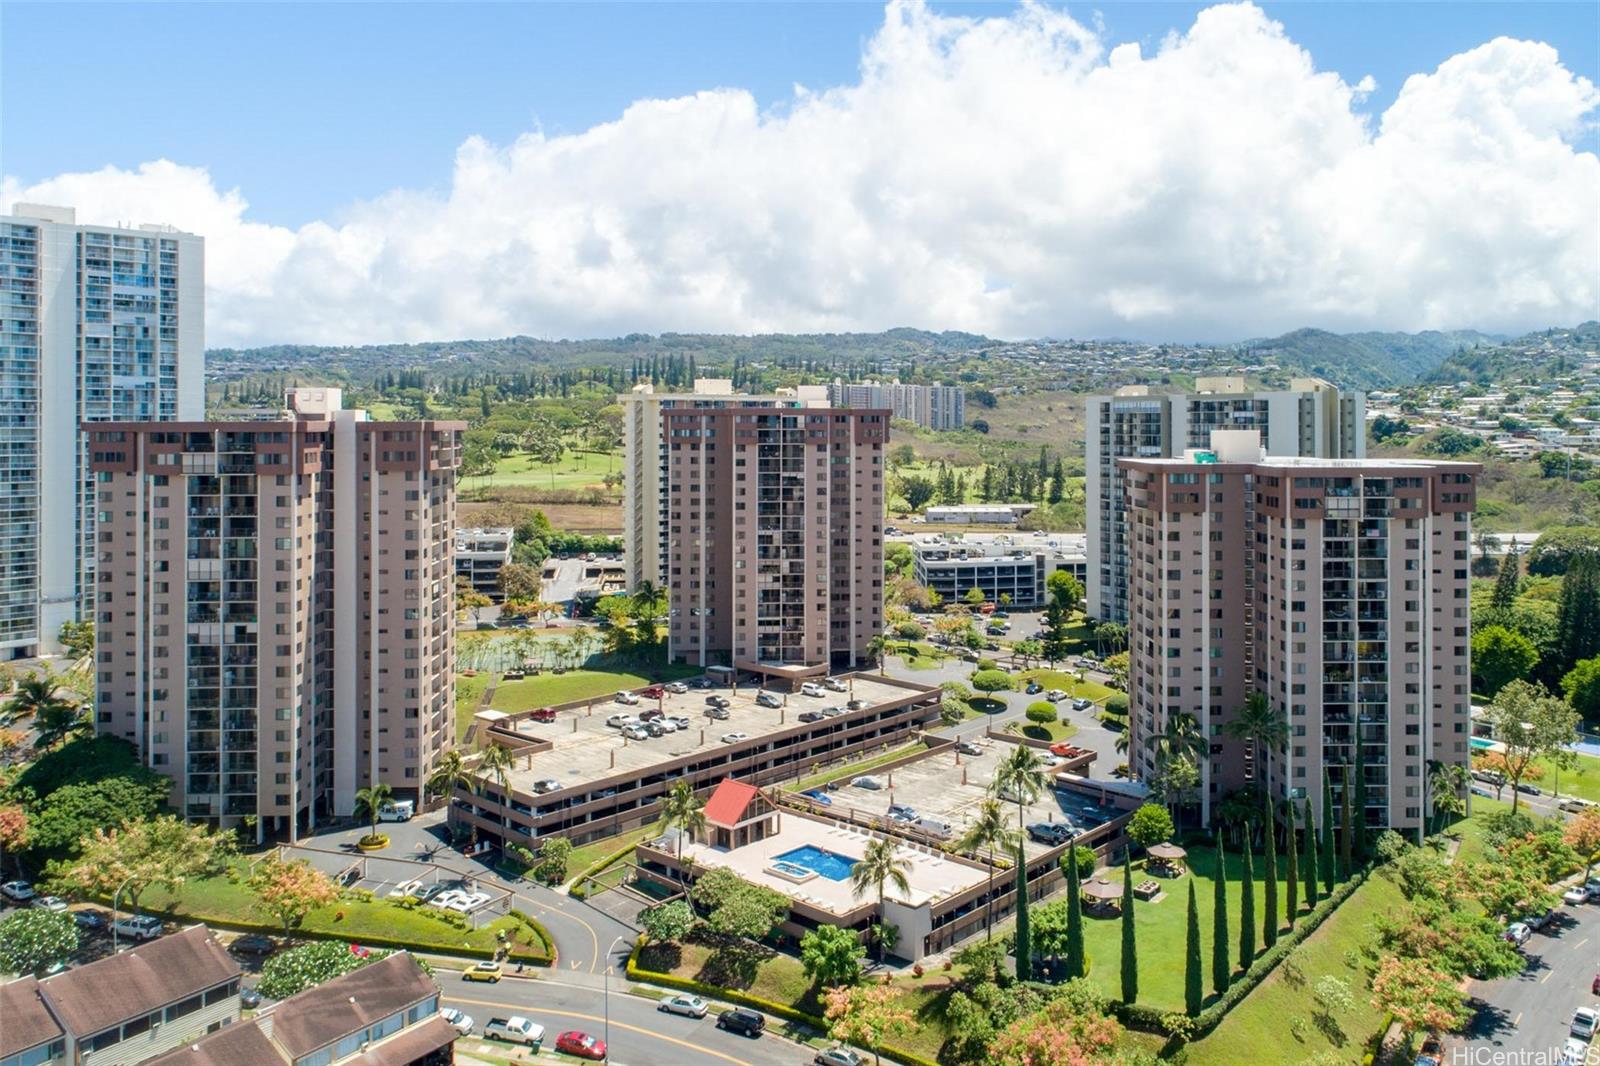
<box><xmin>439</xmin><ymin>968</ymin><xmax>817</xmax><ymax>1066</ymax></box>
<box><xmin>1462</xmin><ymin>897</ymin><xmax>1600</xmax><ymax>1061</ymax></box>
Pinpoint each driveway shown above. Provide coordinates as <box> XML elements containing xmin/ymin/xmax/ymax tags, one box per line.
<box><xmin>303</xmin><ymin>811</ymin><xmax>638</xmax><ymax>974</ymax></box>
<box><xmin>1461</xmin><ymin>898</ymin><xmax>1600</xmax><ymax>1060</ymax></box>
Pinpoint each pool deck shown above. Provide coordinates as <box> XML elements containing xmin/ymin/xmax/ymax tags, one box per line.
<box><xmin>673</xmin><ymin>816</ymin><xmax>989</xmax><ymax>916</ymax></box>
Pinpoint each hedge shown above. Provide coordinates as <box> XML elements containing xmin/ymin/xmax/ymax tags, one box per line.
<box><xmin>1111</xmin><ymin>873</ymin><xmax>1366</xmax><ymax>1038</ymax></box>
<box><xmin>626</xmin><ymin>945</ymin><xmax>936</xmax><ymax>1066</ymax></box>
<box><xmin>568</xmin><ymin>836</ymin><xmax>644</xmax><ymax>899</ymax></box>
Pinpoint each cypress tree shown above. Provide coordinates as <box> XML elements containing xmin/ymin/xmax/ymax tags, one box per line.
<box><xmin>1339</xmin><ymin>774</ymin><xmax>1354</xmax><ymax>881</ymax></box>
<box><xmin>1491</xmin><ymin>547</ymin><xmax>1521</xmax><ymax>612</ymax></box>
<box><xmin>1286</xmin><ymin>803</ymin><xmax>1300</xmax><ymax>928</ymax></box>
<box><xmin>1185</xmin><ymin>879</ymin><xmax>1203</xmax><ymax>1016</ymax></box>
<box><xmin>1065</xmin><ymin>846</ymin><xmax>1085</xmax><ymax>980</ymax></box>
<box><xmin>1239</xmin><ymin>833</ymin><xmax>1256</xmax><ymax>967</ymax></box>
<box><xmin>1320</xmin><ymin>773</ymin><xmax>1336</xmax><ymax>894</ymax></box>
<box><xmin>1263</xmin><ymin>811</ymin><xmax>1279</xmax><ymax>948</ymax></box>
<box><xmin>1120</xmin><ymin>849</ymin><xmax>1138</xmax><ymax>1004</ymax></box>
<box><xmin>1354</xmin><ymin>738</ymin><xmax>1369</xmax><ymax>862</ymax></box>
<box><xmin>1302</xmin><ymin>797</ymin><xmax>1319</xmax><ymax>908</ymax></box>
<box><xmin>1556</xmin><ymin>551</ymin><xmax>1600</xmax><ymax>677</ymax></box>
<box><xmin>1211</xmin><ymin>839</ymin><xmax>1230</xmax><ymax>995</ymax></box>
<box><xmin>1014</xmin><ymin>842</ymin><xmax>1032</xmax><ymax>982</ymax></box>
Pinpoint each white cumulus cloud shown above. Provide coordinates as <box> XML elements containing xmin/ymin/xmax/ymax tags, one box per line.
<box><xmin>4</xmin><ymin>0</ymin><xmax>1597</xmax><ymax>347</ymax></box>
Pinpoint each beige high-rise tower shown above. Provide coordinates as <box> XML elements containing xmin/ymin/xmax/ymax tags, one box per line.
<box><xmin>663</xmin><ymin>404</ymin><xmax>887</xmax><ymax>674</ymax></box>
<box><xmin>1123</xmin><ymin>430</ymin><xmax>1477</xmax><ymax>837</ymax></box>
<box><xmin>87</xmin><ymin>389</ymin><xmax>465</xmax><ymax>840</ymax></box>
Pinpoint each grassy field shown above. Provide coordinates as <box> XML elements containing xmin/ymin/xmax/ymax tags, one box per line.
<box><xmin>1017</xmin><ymin>670</ymin><xmax>1118</xmax><ymax>706</ymax></box>
<box><xmin>134</xmin><ymin>860</ymin><xmax>549</xmax><ymax>959</ymax></box>
<box><xmin>1012</xmin><ymin>719</ymin><xmax>1080</xmax><ymax>743</ymax></box>
<box><xmin>1077</xmin><ymin>847</ymin><xmax>1338</xmax><ymax>1015</ymax></box>
<box><xmin>485</xmin><ymin>664</ymin><xmax>701</xmax><ymax>712</ymax></box>
<box><xmin>472</xmin><ymin>449</ymin><xmax>620</xmax><ymax>491</ymax></box>
<box><xmin>567</xmin><ymin>824</ymin><xmax>661</xmax><ymax>877</ymax></box>
<box><xmin>457</xmin><ymin>500</ymin><xmax>623</xmax><ymax>534</ymax></box>
<box><xmin>788</xmin><ymin>741</ymin><xmax>931</xmax><ymax>792</ymax></box>
<box><xmin>454</xmin><ymin>671</ymin><xmax>492</xmax><ymax>741</ymax></box>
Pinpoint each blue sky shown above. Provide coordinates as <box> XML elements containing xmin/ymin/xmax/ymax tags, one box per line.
<box><xmin>5</xmin><ymin>1</ymin><xmax>1596</xmax><ymax>227</ymax></box>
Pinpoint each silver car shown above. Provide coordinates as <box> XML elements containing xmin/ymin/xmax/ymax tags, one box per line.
<box><xmin>658</xmin><ymin>994</ymin><xmax>708</xmax><ymax>1018</ymax></box>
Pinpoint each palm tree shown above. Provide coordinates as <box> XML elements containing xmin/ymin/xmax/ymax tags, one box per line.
<box><xmin>1424</xmin><ymin>760</ymin><xmax>1468</xmax><ymax>838</ymax></box>
<box><xmin>8</xmin><ymin>674</ymin><xmax>67</xmax><ymax>723</ymax></box>
<box><xmin>992</xmin><ymin>744</ymin><xmax>1048</xmax><ymax>832</ymax></box>
<box><xmin>354</xmin><ymin>782</ymin><xmax>394</xmax><ymax>843</ymax></box>
<box><xmin>479</xmin><ymin>743</ymin><xmax>517</xmax><ymax>845</ymax></box>
<box><xmin>630</xmin><ymin>581</ymin><xmax>661</xmax><ymax>621</ymax></box>
<box><xmin>866</xmin><ymin>635</ymin><xmax>889</xmax><ymax>675</ymax></box>
<box><xmin>426</xmin><ymin>750</ymin><xmax>479</xmax><ymax>846</ymax></box>
<box><xmin>850</xmin><ymin>836</ymin><xmax>913</xmax><ymax>963</ymax></box>
<box><xmin>1148</xmin><ymin>712</ymin><xmax>1205</xmax><ymax>827</ymax></box>
<box><xmin>1223</xmin><ymin>691</ymin><xmax>1288</xmax><ymax>802</ymax></box>
<box><xmin>33</xmin><ymin>702</ymin><xmax>85</xmax><ymax>750</ymax></box>
<box><xmin>656</xmin><ymin>781</ymin><xmax>707</xmax><ymax>874</ymax></box>
<box><xmin>956</xmin><ymin>799</ymin><xmax>1017</xmax><ymax>941</ymax></box>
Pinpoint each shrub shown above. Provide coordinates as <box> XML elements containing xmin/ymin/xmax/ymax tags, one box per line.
<box><xmin>1025</xmin><ymin>702</ymin><xmax>1058</xmax><ymax>725</ymax></box>
<box><xmin>971</xmin><ymin>669</ymin><xmax>1014</xmax><ymax>694</ymax></box>
<box><xmin>1103</xmin><ymin>693</ymin><xmax>1129</xmax><ymax>716</ymax></box>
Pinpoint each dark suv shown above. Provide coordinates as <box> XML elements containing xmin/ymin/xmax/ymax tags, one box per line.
<box><xmin>717</xmin><ymin>1007</ymin><xmax>766</xmax><ymax>1037</ymax></box>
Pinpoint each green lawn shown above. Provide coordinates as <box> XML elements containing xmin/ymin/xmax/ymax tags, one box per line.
<box><xmin>1011</xmin><ymin>719</ymin><xmax>1080</xmax><ymax>743</ymax></box>
<box><xmin>454</xmin><ymin>671</ymin><xmax>491</xmax><ymax>741</ymax></box>
<box><xmin>477</xmin><ymin>449</ymin><xmax>620</xmax><ymax>491</ymax></box>
<box><xmin>1017</xmin><ymin>670</ymin><xmax>1117</xmax><ymax>705</ymax></box>
<box><xmin>1526</xmin><ymin>750</ymin><xmax>1600</xmax><ymax>802</ymax></box>
<box><xmin>1077</xmin><ymin>848</ymin><xmax>1342</xmax><ymax>1015</ymax></box>
<box><xmin>133</xmin><ymin>860</ymin><xmax>550</xmax><ymax>959</ymax></box>
<box><xmin>486</xmin><ymin>664</ymin><xmax>700</xmax><ymax>712</ymax></box>
<box><xmin>567</xmin><ymin>824</ymin><xmax>661</xmax><ymax>877</ymax></box>
<box><xmin>788</xmin><ymin>741</ymin><xmax>931</xmax><ymax>792</ymax></box>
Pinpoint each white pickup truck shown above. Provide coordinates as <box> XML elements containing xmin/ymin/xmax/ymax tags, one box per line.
<box><xmin>484</xmin><ymin>1017</ymin><xmax>545</xmax><ymax>1048</ymax></box>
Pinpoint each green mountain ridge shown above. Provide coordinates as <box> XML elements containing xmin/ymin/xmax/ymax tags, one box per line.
<box><xmin>1236</xmin><ymin>327</ymin><xmax>1505</xmax><ymax>390</ymax></box>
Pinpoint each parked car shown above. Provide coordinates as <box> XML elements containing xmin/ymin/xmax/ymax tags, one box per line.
<box><xmin>73</xmin><ymin>909</ymin><xmax>109</xmax><ymax>933</ymax></box>
<box><xmin>1563</xmin><ymin>1038</ymin><xmax>1591</xmax><ymax>1065</ymax></box>
<box><xmin>389</xmin><ymin>879</ymin><xmax>425</xmax><ymax>899</ymax></box>
<box><xmin>956</xmin><ymin>740</ymin><xmax>983</xmax><ymax>755</ymax></box>
<box><xmin>556</xmin><ymin>1031</ymin><xmax>607</xmax><ymax>1060</ymax></box>
<box><xmin>1045</xmin><ymin>689</ymin><xmax>1068</xmax><ymax>702</ymax></box>
<box><xmin>1524</xmin><ymin>908</ymin><xmax>1556</xmax><ymax>931</ymax></box>
<box><xmin>1560</xmin><ymin>797</ymin><xmax>1597</xmax><ymax>813</ymax></box>
<box><xmin>1470</xmin><ymin>785</ymin><xmax>1494</xmax><ymax>798</ymax></box>
<box><xmin>706</xmin><ymin>706</ymin><xmax>731</xmax><ymax>720</ymax></box>
<box><xmin>721</xmin><ymin>732</ymin><xmax>750</xmax><ymax>744</ymax></box>
<box><xmin>798</xmin><ymin>711</ymin><xmax>825</xmax><ymax>723</ymax></box>
<box><xmin>31</xmin><ymin>896</ymin><xmax>67</xmax><ymax>913</ymax></box>
<box><xmin>1572</xmin><ymin>1007</ymin><xmax>1600</xmax><ymax>1040</ymax></box>
<box><xmin>412</xmin><ymin>882</ymin><xmax>451</xmax><ymax>902</ymax></box>
<box><xmin>1050</xmin><ymin>742</ymin><xmax>1086</xmax><ymax>757</ymax></box>
<box><xmin>801</xmin><ymin>682</ymin><xmax>826</xmax><ymax>697</ymax></box>
<box><xmin>529</xmin><ymin>707</ymin><xmax>557</xmax><ymax>723</ymax></box>
<box><xmin>1024</xmin><ymin>681</ymin><xmax>1043</xmax><ymax>694</ymax></box>
<box><xmin>668</xmin><ymin>715</ymin><xmax>691</xmax><ymax>730</ymax></box>
<box><xmin>113</xmin><ymin>915</ymin><xmax>163</xmax><ymax>941</ymax></box>
<box><xmin>825</xmin><ymin>677</ymin><xmax>849</xmax><ymax>692</ymax></box>
<box><xmin>665</xmin><ymin>681</ymin><xmax>690</xmax><ymax>694</ymax></box>
<box><xmin>639</xmin><ymin>686</ymin><xmax>666</xmax><ymax>700</ymax></box>
<box><xmin>622</xmin><ymin>723</ymin><xmax>650</xmax><ymax>740</ymax></box>
<box><xmin>1503</xmin><ymin>921</ymin><xmax>1532</xmax><ymax>947</ymax></box>
<box><xmin>377</xmin><ymin>800</ymin><xmax>414</xmax><ymax>822</ymax></box>
<box><xmin>658</xmin><ymin>994</ymin><xmax>708</xmax><ymax>1018</ymax></box>
<box><xmin>605</xmin><ymin>713</ymin><xmax>637</xmax><ymax>729</ymax></box>
<box><xmin>448</xmin><ymin>892</ymin><xmax>491</xmax><ymax>913</ymax></box>
<box><xmin>1027</xmin><ymin>823</ymin><xmax>1073</xmax><ymax>846</ymax></box>
<box><xmin>532</xmin><ymin>779</ymin><xmax>562</xmax><ymax>795</ymax></box>
<box><xmin>802</xmin><ymin>789</ymin><xmax>832</xmax><ymax>806</ymax></box>
<box><xmin>440</xmin><ymin>1008</ymin><xmax>474</xmax><ymax>1035</ymax></box>
<box><xmin>614</xmin><ymin>691</ymin><xmax>641</xmax><ymax>705</ymax></box>
<box><xmin>717</xmin><ymin>1007</ymin><xmax>767</xmax><ymax>1037</ymax></box>
<box><xmin>852</xmin><ymin>776</ymin><xmax>885</xmax><ymax>790</ymax></box>
<box><xmin>1472</xmin><ymin>768</ymin><xmax>1507</xmax><ymax>786</ymax></box>
<box><xmin>484</xmin><ymin>1016</ymin><xmax>543</xmax><ymax>1046</ymax></box>
<box><xmin>816</xmin><ymin>1048</ymin><xmax>866</xmax><ymax>1066</ymax></box>
<box><xmin>888</xmin><ymin>803</ymin><xmax>917</xmax><ymax>822</ymax></box>
<box><xmin>462</xmin><ymin>961</ymin><xmax>504</xmax><ymax>983</ymax></box>
<box><xmin>0</xmin><ymin>880</ymin><xmax>35</xmax><ymax>903</ymax></box>
<box><xmin>821</xmin><ymin>705</ymin><xmax>846</xmax><ymax>717</ymax></box>
<box><xmin>705</xmin><ymin>695</ymin><xmax>732</xmax><ymax>708</ymax></box>
<box><xmin>638</xmin><ymin>707</ymin><xmax>663</xmax><ymax>723</ymax></box>
<box><xmin>240</xmin><ymin>987</ymin><xmax>263</xmax><ymax>1009</ymax></box>
<box><xmin>756</xmin><ymin>692</ymin><xmax>783</xmax><ymax>708</ymax></box>
<box><xmin>1515</xmin><ymin>782</ymin><xmax>1543</xmax><ymax>796</ymax></box>
<box><xmin>645</xmin><ymin>720</ymin><xmax>676</xmax><ymax>737</ymax></box>
<box><xmin>230</xmin><ymin>934</ymin><xmax>278</xmax><ymax>957</ymax></box>
<box><xmin>1071</xmin><ymin>697</ymin><xmax>1093</xmax><ymax>711</ymax></box>
<box><xmin>1415</xmin><ymin>1034</ymin><xmax>1444</xmax><ymax>1066</ymax></box>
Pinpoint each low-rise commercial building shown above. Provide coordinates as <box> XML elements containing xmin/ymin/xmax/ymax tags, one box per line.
<box><xmin>454</xmin><ymin>528</ymin><xmax>514</xmax><ymax>600</ymax></box>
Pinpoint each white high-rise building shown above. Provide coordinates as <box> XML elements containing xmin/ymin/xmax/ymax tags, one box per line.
<box><xmin>828</xmin><ymin>380</ymin><xmax>965</xmax><ymax>430</ymax></box>
<box><xmin>1086</xmin><ymin>376</ymin><xmax>1364</xmax><ymax>624</ymax></box>
<box><xmin>0</xmin><ymin>204</ymin><xmax>204</xmax><ymax>658</ymax></box>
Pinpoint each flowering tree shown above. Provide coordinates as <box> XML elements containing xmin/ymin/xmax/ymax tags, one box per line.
<box><xmin>1370</xmin><ymin>955</ymin><xmax>1471</xmax><ymax>1039</ymax></box>
<box><xmin>248</xmin><ymin>856</ymin><xmax>340</xmax><ymax>936</ymax></box>
<box><xmin>986</xmin><ymin>984</ymin><xmax>1122</xmax><ymax>1066</ymax></box>
<box><xmin>1564</xmin><ymin>807</ymin><xmax>1600</xmax><ymax>879</ymax></box>
<box><xmin>824</xmin><ymin>984</ymin><xmax>914</xmax><ymax>1066</ymax></box>
<box><xmin>48</xmin><ymin>815</ymin><xmax>235</xmax><ymax>914</ymax></box>
<box><xmin>0</xmin><ymin>805</ymin><xmax>28</xmax><ymax>878</ymax></box>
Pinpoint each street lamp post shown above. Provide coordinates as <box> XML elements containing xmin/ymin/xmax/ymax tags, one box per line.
<box><xmin>110</xmin><ymin>875</ymin><xmax>137</xmax><ymax>953</ymax></box>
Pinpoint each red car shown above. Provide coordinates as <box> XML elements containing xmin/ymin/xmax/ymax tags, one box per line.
<box><xmin>1050</xmin><ymin>742</ymin><xmax>1090</xmax><ymax>758</ymax></box>
<box><xmin>529</xmin><ymin>708</ymin><xmax>557</xmax><ymax>723</ymax></box>
<box><xmin>639</xmin><ymin>686</ymin><xmax>666</xmax><ymax>700</ymax></box>
<box><xmin>556</xmin><ymin>1031</ymin><xmax>606</xmax><ymax>1060</ymax></box>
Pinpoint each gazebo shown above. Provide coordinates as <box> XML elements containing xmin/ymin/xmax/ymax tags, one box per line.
<box><xmin>1147</xmin><ymin>842</ymin><xmax>1188</xmax><ymax>877</ymax></box>
<box><xmin>1081</xmin><ymin>876</ymin><xmax>1126</xmax><ymax>915</ymax></box>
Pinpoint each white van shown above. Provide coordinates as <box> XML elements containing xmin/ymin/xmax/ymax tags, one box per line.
<box><xmin>378</xmin><ymin>800</ymin><xmax>414</xmax><ymax>822</ymax></box>
<box><xmin>914</xmin><ymin>816</ymin><xmax>954</xmax><ymax>840</ymax></box>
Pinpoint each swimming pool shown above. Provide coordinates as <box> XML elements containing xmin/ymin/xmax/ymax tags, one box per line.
<box><xmin>774</xmin><ymin>845</ymin><xmax>858</xmax><ymax>882</ymax></box>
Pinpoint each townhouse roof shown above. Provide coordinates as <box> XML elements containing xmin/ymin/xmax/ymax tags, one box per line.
<box><xmin>0</xmin><ymin>976</ymin><xmax>65</xmax><ymax>1058</ymax></box>
<box><xmin>37</xmin><ymin>925</ymin><xmax>239</xmax><ymax>1038</ymax></box>
<box><xmin>268</xmin><ymin>953</ymin><xmax>438</xmax><ymax>1059</ymax></box>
